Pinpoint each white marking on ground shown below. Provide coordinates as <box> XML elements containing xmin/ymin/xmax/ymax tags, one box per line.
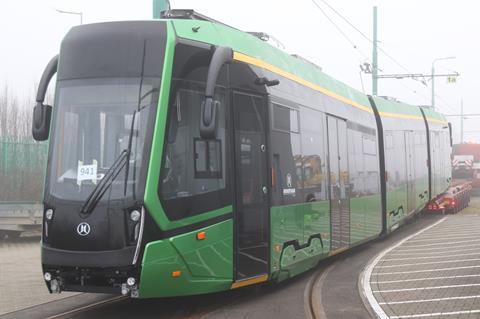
<box><xmin>375</xmin><ymin>258</ymin><xmax>480</xmax><ymax>268</ymax></box>
<box><xmin>373</xmin><ymin>283</ymin><xmax>480</xmax><ymax>293</ymax></box>
<box><xmin>382</xmin><ymin>252</ymin><xmax>480</xmax><ymax>261</ymax></box>
<box><xmin>389</xmin><ymin>309</ymin><xmax>480</xmax><ymax>318</ymax></box>
<box><xmin>417</xmin><ymin>228</ymin><xmax>480</xmax><ymax>235</ymax></box>
<box><xmin>372</xmin><ymin>273</ymin><xmax>480</xmax><ymax>284</ymax></box>
<box><xmin>406</xmin><ymin>234</ymin><xmax>478</xmax><ymax>243</ymax></box>
<box><xmin>398</xmin><ymin>239</ymin><xmax>480</xmax><ymax>248</ymax></box>
<box><xmin>360</xmin><ymin>217</ymin><xmax>447</xmax><ymax>319</ymax></box>
<box><xmin>378</xmin><ymin>294</ymin><xmax>480</xmax><ymax>305</ymax></box>
<box><xmin>387</xmin><ymin>246</ymin><xmax>480</xmax><ymax>256</ymax></box>
<box><xmin>373</xmin><ymin>265</ymin><xmax>480</xmax><ymax>275</ymax></box>
<box><xmin>392</xmin><ymin>242</ymin><xmax>480</xmax><ymax>253</ymax></box>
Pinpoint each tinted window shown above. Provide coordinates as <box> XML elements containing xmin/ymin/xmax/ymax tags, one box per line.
<box><xmin>158</xmin><ymin>43</ymin><xmax>230</xmax><ymax>221</ymax></box>
<box><xmin>161</xmin><ymin>87</ymin><xmax>227</xmax><ymax>201</ymax></box>
<box><xmin>347</xmin><ymin>125</ymin><xmax>379</xmax><ymax>196</ymax></box>
<box><xmin>271</xmin><ymin>103</ymin><xmax>302</xmax><ymax>205</ymax></box>
<box><xmin>300</xmin><ymin>107</ymin><xmax>327</xmax><ymax>201</ymax></box>
<box><xmin>273</xmin><ymin>104</ymin><xmax>299</xmax><ymax>133</ymax></box>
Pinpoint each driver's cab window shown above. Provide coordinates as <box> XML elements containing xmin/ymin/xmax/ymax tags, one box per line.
<box><xmin>161</xmin><ymin>86</ymin><xmax>226</xmax><ymax>199</ymax></box>
<box><xmin>158</xmin><ymin>42</ymin><xmax>230</xmax><ymax>221</ymax></box>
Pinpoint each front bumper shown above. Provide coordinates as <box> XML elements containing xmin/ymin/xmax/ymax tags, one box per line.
<box><xmin>42</xmin><ymin>244</ymin><xmax>140</xmax><ymax>296</ymax></box>
<box><xmin>42</xmin><ymin>244</ymin><xmax>136</xmax><ymax>268</ymax></box>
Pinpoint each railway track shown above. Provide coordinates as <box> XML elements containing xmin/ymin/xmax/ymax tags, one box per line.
<box><xmin>305</xmin><ymin>265</ymin><xmax>332</xmax><ymax>319</ymax></box>
<box><xmin>44</xmin><ymin>296</ymin><xmax>128</xmax><ymax>319</ymax></box>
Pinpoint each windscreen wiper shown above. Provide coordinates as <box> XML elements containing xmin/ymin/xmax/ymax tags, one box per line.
<box><xmin>79</xmin><ymin>149</ymin><xmax>129</xmax><ymax>217</ymax></box>
<box><xmin>122</xmin><ymin>87</ymin><xmax>160</xmax><ymax>197</ymax></box>
<box><xmin>123</xmin><ymin>110</ymin><xmax>137</xmax><ymax>196</ymax></box>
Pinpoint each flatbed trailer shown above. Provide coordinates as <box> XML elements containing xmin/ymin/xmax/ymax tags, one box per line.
<box><xmin>426</xmin><ymin>180</ymin><xmax>472</xmax><ymax>214</ymax></box>
<box><xmin>0</xmin><ymin>202</ymin><xmax>43</xmax><ymax>238</ymax></box>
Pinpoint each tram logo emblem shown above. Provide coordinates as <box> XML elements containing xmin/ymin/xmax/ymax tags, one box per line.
<box><xmin>77</xmin><ymin>222</ymin><xmax>91</xmax><ymax>236</ymax></box>
<box><xmin>286</xmin><ymin>173</ymin><xmax>292</xmax><ymax>188</ymax></box>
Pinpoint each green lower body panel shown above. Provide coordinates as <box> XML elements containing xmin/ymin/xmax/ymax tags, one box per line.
<box><xmin>270</xmin><ymin>201</ymin><xmax>330</xmax><ymax>282</ymax></box>
<box><xmin>386</xmin><ymin>177</ymin><xmax>430</xmax><ymax>232</ymax></box>
<box><xmin>139</xmin><ymin>219</ymin><xmax>233</xmax><ymax>298</ymax></box>
<box><xmin>350</xmin><ymin>195</ymin><xmax>382</xmax><ymax>244</ymax></box>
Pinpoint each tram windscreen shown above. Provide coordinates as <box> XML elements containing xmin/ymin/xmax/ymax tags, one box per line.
<box><xmin>47</xmin><ymin>77</ymin><xmax>158</xmax><ymax>201</ymax></box>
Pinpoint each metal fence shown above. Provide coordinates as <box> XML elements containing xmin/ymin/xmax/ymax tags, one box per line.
<box><xmin>0</xmin><ymin>137</ymin><xmax>48</xmax><ymax>202</ymax></box>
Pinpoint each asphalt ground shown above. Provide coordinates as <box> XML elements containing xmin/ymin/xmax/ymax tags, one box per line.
<box><xmin>2</xmin><ymin>201</ymin><xmax>474</xmax><ymax>319</ymax></box>
<box><xmin>2</xmin><ymin>269</ymin><xmax>317</xmax><ymax>319</ymax></box>
<box><xmin>361</xmin><ymin>197</ymin><xmax>480</xmax><ymax>319</ymax></box>
<box><xmin>0</xmin><ymin>235</ymin><xmax>81</xmax><ymax>316</ymax></box>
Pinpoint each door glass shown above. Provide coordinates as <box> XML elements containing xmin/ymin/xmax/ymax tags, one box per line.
<box><xmin>328</xmin><ymin>119</ymin><xmax>339</xmax><ymax>202</ymax></box>
<box><xmin>337</xmin><ymin>120</ymin><xmax>350</xmax><ymax>247</ymax></box>
<box><xmin>405</xmin><ymin>132</ymin><xmax>416</xmax><ymax>213</ymax></box>
<box><xmin>327</xmin><ymin>117</ymin><xmax>341</xmax><ymax>250</ymax></box>
<box><xmin>233</xmin><ymin>92</ymin><xmax>268</xmax><ymax>279</ymax></box>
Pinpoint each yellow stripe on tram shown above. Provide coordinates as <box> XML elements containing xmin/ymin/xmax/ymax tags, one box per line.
<box><xmin>233</xmin><ymin>52</ymin><xmax>373</xmax><ymax>114</ymax></box>
<box><xmin>231</xmin><ymin>274</ymin><xmax>269</xmax><ymax>289</ymax></box>
<box><xmin>233</xmin><ymin>52</ymin><xmax>449</xmax><ymax>125</ymax></box>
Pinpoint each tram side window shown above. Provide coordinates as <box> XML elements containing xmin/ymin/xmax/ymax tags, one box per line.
<box><xmin>363</xmin><ymin>134</ymin><xmax>379</xmax><ymax>195</ymax></box>
<box><xmin>300</xmin><ymin>107</ymin><xmax>327</xmax><ymax>201</ymax></box>
<box><xmin>271</xmin><ymin>103</ymin><xmax>302</xmax><ymax>205</ymax></box>
<box><xmin>348</xmin><ymin>129</ymin><xmax>365</xmax><ymax>196</ymax></box>
<box><xmin>161</xmin><ymin>87</ymin><xmax>227</xmax><ymax>199</ymax></box>
<box><xmin>414</xmin><ymin>131</ymin><xmax>428</xmax><ymax>181</ymax></box>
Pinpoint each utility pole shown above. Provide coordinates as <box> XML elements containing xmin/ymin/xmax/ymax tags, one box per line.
<box><xmin>153</xmin><ymin>0</ymin><xmax>170</xmax><ymax>19</ymax></box>
<box><xmin>461</xmin><ymin>100</ymin><xmax>464</xmax><ymax>143</ymax></box>
<box><xmin>431</xmin><ymin>64</ymin><xmax>435</xmax><ymax>109</ymax></box>
<box><xmin>372</xmin><ymin>6</ymin><xmax>378</xmax><ymax>96</ymax></box>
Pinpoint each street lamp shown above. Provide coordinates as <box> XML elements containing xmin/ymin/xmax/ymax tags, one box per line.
<box><xmin>56</xmin><ymin>9</ymin><xmax>83</xmax><ymax>25</ymax></box>
<box><xmin>431</xmin><ymin>56</ymin><xmax>455</xmax><ymax>109</ymax></box>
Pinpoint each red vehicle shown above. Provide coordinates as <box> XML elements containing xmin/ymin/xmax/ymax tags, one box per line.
<box><xmin>452</xmin><ymin>143</ymin><xmax>480</xmax><ymax>188</ymax></box>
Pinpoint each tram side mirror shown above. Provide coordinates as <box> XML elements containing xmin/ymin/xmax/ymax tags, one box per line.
<box><xmin>32</xmin><ymin>103</ymin><xmax>52</xmax><ymax>141</ymax></box>
<box><xmin>200</xmin><ymin>98</ymin><xmax>219</xmax><ymax>139</ymax></box>
<box><xmin>32</xmin><ymin>55</ymin><xmax>58</xmax><ymax>141</ymax></box>
<box><xmin>200</xmin><ymin>46</ymin><xmax>232</xmax><ymax>139</ymax></box>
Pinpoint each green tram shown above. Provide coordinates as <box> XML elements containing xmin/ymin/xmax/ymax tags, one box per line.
<box><xmin>32</xmin><ymin>10</ymin><xmax>451</xmax><ymax>298</ymax></box>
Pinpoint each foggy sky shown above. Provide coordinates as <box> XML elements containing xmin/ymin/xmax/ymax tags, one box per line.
<box><xmin>0</xmin><ymin>0</ymin><xmax>478</xmax><ymax>143</ymax></box>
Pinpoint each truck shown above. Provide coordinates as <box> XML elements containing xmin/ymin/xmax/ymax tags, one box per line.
<box><xmin>452</xmin><ymin>143</ymin><xmax>480</xmax><ymax>188</ymax></box>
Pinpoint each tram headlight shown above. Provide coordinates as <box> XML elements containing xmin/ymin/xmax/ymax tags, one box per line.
<box><xmin>127</xmin><ymin>277</ymin><xmax>136</xmax><ymax>286</ymax></box>
<box><xmin>50</xmin><ymin>279</ymin><xmax>60</xmax><ymax>293</ymax></box>
<box><xmin>45</xmin><ymin>209</ymin><xmax>54</xmax><ymax>220</ymax></box>
<box><xmin>44</xmin><ymin>272</ymin><xmax>52</xmax><ymax>281</ymax></box>
<box><xmin>130</xmin><ymin>210</ymin><xmax>141</xmax><ymax>222</ymax></box>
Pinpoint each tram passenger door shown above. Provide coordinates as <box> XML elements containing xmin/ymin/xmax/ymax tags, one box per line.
<box><xmin>405</xmin><ymin>131</ymin><xmax>416</xmax><ymax>213</ymax></box>
<box><xmin>232</xmin><ymin>91</ymin><xmax>269</xmax><ymax>284</ymax></box>
<box><xmin>327</xmin><ymin>116</ymin><xmax>350</xmax><ymax>251</ymax></box>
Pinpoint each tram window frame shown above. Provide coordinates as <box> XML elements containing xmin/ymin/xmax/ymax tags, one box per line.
<box><xmin>157</xmin><ymin>40</ymin><xmax>231</xmax><ymax>221</ymax></box>
<box><xmin>299</xmin><ymin>106</ymin><xmax>327</xmax><ymax>201</ymax></box>
<box><xmin>272</xmin><ymin>103</ymin><xmax>300</xmax><ymax>133</ymax></box>
<box><xmin>362</xmin><ymin>135</ymin><xmax>377</xmax><ymax>155</ymax></box>
<box><xmin>270</xmin><ymin>101</ymin><xmax>303</xmax><ymax>205</ymax></box>
<box><xmin>385</xmin><ymin>133</ymin><xmax>394</xmax><ymax>150</ymax></box>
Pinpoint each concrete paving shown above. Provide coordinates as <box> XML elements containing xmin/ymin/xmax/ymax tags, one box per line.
<box><xmin>318</xmin><ymin>213</ymin><xmax>443</xmax><ymax>319</ymax></box>
<box><xmin>0</xmin><ymin>236</ymin><xmax>80</xmax><ymax>316</ymax></box>
<box><xmin>363</xmin><ymin>197</ymin><xmax>480</xmax><ymax>319</ymax></box>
